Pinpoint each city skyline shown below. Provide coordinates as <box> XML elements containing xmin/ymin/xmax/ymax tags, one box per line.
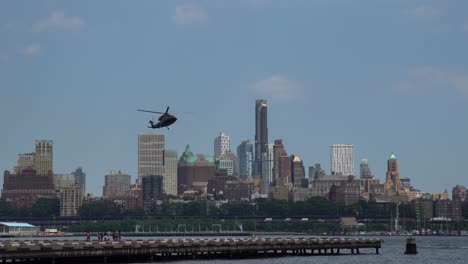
<box><xmin>1</xmin><ymin>1</ymin><xmax>468</xmax><ymax>195</ymax></box>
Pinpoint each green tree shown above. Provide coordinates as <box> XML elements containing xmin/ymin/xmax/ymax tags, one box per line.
<box><xmin>31</xmin><ymin>198</ymin><xmax>60</xmax><ymax>217</ymax></box>
<box><xmin>220</xmin><ymin>202</ymin><xmax>253</xmax><ymax>216</ymax></box>
<box><xmin>79</xmin><ymin>200</ymin><xmax>107</xmax><ymax>217</ymax></box>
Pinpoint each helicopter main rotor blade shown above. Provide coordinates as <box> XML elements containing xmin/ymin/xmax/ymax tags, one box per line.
<box><xmin>137</xmin><ymin>109</ymin><xmax>165</xmax><ymax>114</ymax></box>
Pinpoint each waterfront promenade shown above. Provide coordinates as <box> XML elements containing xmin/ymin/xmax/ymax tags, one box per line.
<box><xmin>0</xmin><ymin>237</ymin><xmax>382</xmax><ymax>263</ymax></box>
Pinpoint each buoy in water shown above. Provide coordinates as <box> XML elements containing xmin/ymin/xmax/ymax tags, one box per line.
<box><xmin>404</xmin><ymin>237</ymin><xmax>417</xmax><ymax>254</ymax></box>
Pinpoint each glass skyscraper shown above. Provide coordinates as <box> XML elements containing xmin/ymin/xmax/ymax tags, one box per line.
<box><xmin>255</xmin><ymin>99</ymin><xmax>268</xmax><ymax>176</ymax></box>
<box><xmin>237</xmin><ymin>140</ymin><xmax>254</xmax><ymax>179</ymax></box>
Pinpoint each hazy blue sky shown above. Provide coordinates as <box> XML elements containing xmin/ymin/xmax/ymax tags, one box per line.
<box><xmin>1</xmin><ymin>1</ymin><xmax>467</xmax><ymax>195</ymax></box>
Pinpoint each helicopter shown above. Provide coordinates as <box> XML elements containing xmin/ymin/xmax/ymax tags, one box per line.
<box><xmin>137</xmin><ymin>106</ymin><xmax>177</xmax><ymax>129</ymax></box>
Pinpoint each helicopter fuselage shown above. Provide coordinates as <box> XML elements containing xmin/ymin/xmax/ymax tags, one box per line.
<box><xmin>138</xmin><ymin>107</ymin><xmax>177</xmax><ymax>129</ymax></box>
<box><xmin>149</xmin><ymin>114</ymin><xmax>177</xmax><ymax>129</ymax></box>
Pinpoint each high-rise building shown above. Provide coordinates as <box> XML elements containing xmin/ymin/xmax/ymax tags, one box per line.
<box><xmin>177</xmin><ymin>145</ymin><xmax>215</xmax><ymax>194</ymax></box>
<box><xmin>261</xmin><ymin>144</ymin><xmax>274</xmax><ymax>193</ymax></box>
<box><xmin>142</xmin><ymin>175</ymin><xmax>164</xmax><ymax>203</ymax></box>
<box><xmin>138</xmin><ymin>133</ymin><xmax>165</xmax><ymax>184</ymax></box>
<box><xmin>272</xmin><ymin>139</ymin><xmax>285</xmax><ymax>182</ymax></box>
<box><xmin>163</xmin><ymin>150</ymin><xmax>178</xmax><ymax>196</ymax></box>
<box><xmin>53</xmin><ymin>173</ymin><xmax>76</xmax><ymax>189</ymax></box>
<box><xmin>58</xmin><ymin>187</ymin><xmax>82</xmax><ymax>216</ymax></box>
<box><xmin>214</xmin><ymin>132</ymin><xmax>230</xmax><ymax>159</ymax></box>
<box><xmin>291</xmin><ymin>155</ymin><xmax>305</xmax><ymax>187</ymax></box>
<box><xmin>207</xmin><ymin>170</ymin><xmax>238</xmax><ymax>196</ymax></box>
<box><xmin>224</xmin><ymin>181</ymin><xmax>253</xmax><ymax>202</ymax></box>
<box><xmin>328</xmin><ymin>177</ymin><xmax>361</xmax><ymax>206</ymax></box>
<box><xmin>309</xmin><ymin>164</ymin><xmax>325</xmax><ymax>180</ymax></box>
<box><xmin>255</xmin><ymin>99</ymin><xmax>268</xmax><ymax>176</ymax></box>
<box><xmin>400</xmin><ymin>177</ymin><xmax>411</xmax><ymax>189</ymax></box>
<box><xmin>384</xmin><ymin>153</ymin><xmax>402</xmax><ymax>193</ymax></box>
<box><xmin>360</xmin><ymin>159</ymin><xmax>373</xmax><ymax>179</ymax></box>
<box><xmin>452</xmin><ymin>185</ymin><xmax>466</xmax><ymax>202</ymax></box>
<box><xmin>14</xmin><ymin>153</ymin><xmax>34</xmax><ymax>174</ymax></box>
<box><xmin>215</xmin><ymin>152</ymin><xmax>237</xmax><ymax>176</ymax></box>
<box><xmin>278</xmin><ymin>150</ymin><xmax>291</xmax><ymax>186</ymax></box>
<box><xmin>237</xmin><ymin>140</ymin><xmax>254</xmax><ymax>179</ymax></box>
<box><xmin>73</xmin><ymin>167</ymin><xmax>86</xmax><ymax>196</ymax></box>
<box><xmin>103</xmin><ymin>171</ymin><xmax>131</xmax><ymax>198</ymax></box>
<box><xmin>34</xmin><ymin>140</ymin><xmax>53</xmax><ymax>175</ymax></box>
<box><xmin>330</xmin><ymin>144</ymin><xmax>354</xmax><ymax>176</ymax></box>
<box><xmin>359</xmin><ymin>158</ymin><xmax>381</xmax><ymax>193</ymax></box>
<box><xmin>2</xmin><ymin>168</ymin><xmax>55</xmax><ymax>208</ymax></box>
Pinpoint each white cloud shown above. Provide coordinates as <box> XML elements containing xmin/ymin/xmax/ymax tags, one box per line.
<box><xmin>174</xmin><ymin>4</ymin><xmax>207</xmax><ymax>25</ymax></box>
<box><xmin>393</xmin><ymin>67</ymin><xmax>468</xmax><ymax>96</ymax></box>
<box><xmin>249</xmin><ymin>75</ymin><xmax>303</xmax><ymax>103</ymax></box>
<box><xmin>32</xmin><ymin>11</ymin><xmax>84</xmax><ymax>32</ymax></box>
<box><xmin>22</xmin><ymin>43</ymin><xmax>41</xmax><ymax>56</ymax></box>
<box><xmin>404</xmin><ymin>5</ymin><xmax>439</xmax><ymax>18</ymax></box>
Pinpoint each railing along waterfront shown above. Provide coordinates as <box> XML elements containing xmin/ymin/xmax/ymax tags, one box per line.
<box><xmin>0</xmin><ymin>237</ymin><xmax>383</xmax><ymax>263</ymax></box>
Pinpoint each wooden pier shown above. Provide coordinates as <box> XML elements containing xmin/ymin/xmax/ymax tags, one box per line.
<box><xmin>0</xmin><ymin>237</ymin><xmax>382</xmax><ymax>263</ymax></box>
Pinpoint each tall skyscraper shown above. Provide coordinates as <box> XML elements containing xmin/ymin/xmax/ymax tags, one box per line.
<box><xmin>278</xmin><ymin>150</ymin><xmax>291</xmax><ymax>186</ymax></box>
<box><xmin>103</xmin><ymin>170</ymin><xmax>131</xmax><ymax>198</ymax></box>
<box><xmin>330</xmin><ymin>144</ymin><xmax>354</xmax><ymax>176</ymax></box>
<box><xmin>34</xmin><ymin>140</ymin><xmax>53</xmax><ymax>175</ymax></box>
<box><xmin>291</xmin><ymin>155</ymin><xmax>305</xmax><ymax>187</ymax></box>
<box><xmin>237</xmin><ymin>140</ymin><xmax>254</xmax><ymax>179</ymax></box>
<box><xmin>138</xmin><ymin>133</ymin><xmax>165</xmax><ymax>184</ymax></box>
<box><xmin>163</xmin><ymin>150</ymin><xmax>178</xmax><ymax>196</ymax></box>
<box><xmin>261</xmin><ymin>144</ymin><xmax>274</xmax><ymax>193</ymax></box>
<box><xmin>272</xmin><ymin>139</ymin><xmax>285</xmax><ymax>182</ymax></box>
<box><xmin>384</xmin><ymin>153</ymin><xmax>402</xmax><ymax>193</ymax></box>
<box><xmin>255</xmin><ymin>99</ymin><xmax>268</xmax><ymax>176</ymax></box>
<box><xmin>214</xmin><ymin>132</ymin><xmax>230</xmax><ymax>158</ymax></box>
<box><xmin>360</xmin><ymin>159</ymin><xmax>373</xmax><ymax>179</ymax></box>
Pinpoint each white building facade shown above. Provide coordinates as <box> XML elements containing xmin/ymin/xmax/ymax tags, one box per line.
<box><xmin>138</xmin><ymin>133</ymin><xmax>165</xmax><ymax>184</ymax></box>
<box><xmin>34</xmin><ymin>140</ymin><xmax>53</xmax><ymax>175</ymax></box>
<box><xmin>214</xmin><ymin>132</ymin><xmax>230</xmax><ymax>158</ymax></box>
<box><xmin>330</xmin><ymin>144</ymin><xmax>354</xmax><ymax>176</ymax></box>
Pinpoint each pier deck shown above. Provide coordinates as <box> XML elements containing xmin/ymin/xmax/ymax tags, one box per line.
<box><xmin>0</xmin><ymin>237</ymin><xmax>382</xmax><ymax>263</ymax></box>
